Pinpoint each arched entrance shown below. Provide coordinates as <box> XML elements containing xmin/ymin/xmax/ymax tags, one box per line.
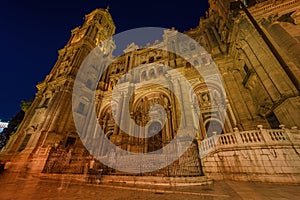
<box><xmin>205</xmin><ymin>120</ymin><xmax>224</xmax><ymax>137</ymax></box>
<box><xmin>147</xmin><ymin>122</ymin><xmax>163</xmax><ymax>152</ymax></box>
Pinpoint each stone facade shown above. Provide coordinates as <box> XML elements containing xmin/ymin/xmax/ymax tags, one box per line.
<box><xmin>1</xmin><ymin>0</ymin><xmax>300</xmax><ymax>183</ymax></box>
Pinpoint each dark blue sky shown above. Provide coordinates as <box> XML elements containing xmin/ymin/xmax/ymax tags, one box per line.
<box><xmin>0</xmin><ymin>0</ymin><xmax>209</xmax><ymax>121</ymax></box>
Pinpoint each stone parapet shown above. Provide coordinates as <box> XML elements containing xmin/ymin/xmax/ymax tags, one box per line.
<box><xmin>200</xmin><ymin>127</ymin><xmax>300</xmax><ymax>183</ymax></box>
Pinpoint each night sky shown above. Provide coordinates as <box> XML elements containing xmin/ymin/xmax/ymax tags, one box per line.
<box><xmin>0</xmin><ymin>0</ymin><xmax>209</xmax><ymax>121</ymax></box>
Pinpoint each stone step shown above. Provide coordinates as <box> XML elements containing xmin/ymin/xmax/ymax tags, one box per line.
<box><xmin>101</xmin><ymin>175</ymin><xmax>213</xmax><ymax>186</ymax></box>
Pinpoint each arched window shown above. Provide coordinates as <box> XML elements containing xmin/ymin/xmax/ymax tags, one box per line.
<box><xmin>158</xmin><ymin>67</ymin><xmax>163</xmax><ymax>76</ymax></box>
<box><xmin>205</xmin><ymin>120</ymin><xmax>223</xmax><ymax>137</ymax></box>
<box><xmin>141</xmin><ymin>71</ymin><xmax>147</xmax><ymax>81</ymax></box>
<box><xmin>149</xmin><ymin>69</ymin><xmax>156</xmax><ymax>79</ymax></box>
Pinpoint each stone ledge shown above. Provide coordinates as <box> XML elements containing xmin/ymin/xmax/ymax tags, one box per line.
<box><xmin>205</xmin><ymin>172</ymin><xmax>300</xmax><ymax>184</ymax></box>
<box><xmin>101</xmin><ymin>175</ymin><xmax>213</xmax><ymax>186</ymax></box>
<box><xmin>36</xmin><ymin>173</ymin><xmax>213</xmax><ymax>186</ymax></box>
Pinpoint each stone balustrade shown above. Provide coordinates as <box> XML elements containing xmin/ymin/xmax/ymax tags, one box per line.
<box><xmin>199</xmin><ymin>135</ymin><xmax>217</xmax><ymax>158</ymax></box>
<box><xmin>199</xmin><ymin>126</ymin><xmax>300</xmax><ymax>183</ymax></box>
<box><xmin>199</xmin><ymin>126</ymin><xmax>300</xmax><ymax>157</ymax></box>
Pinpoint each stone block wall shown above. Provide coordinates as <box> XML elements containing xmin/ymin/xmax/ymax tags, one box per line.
<box><xmin>200</xmin><ymin>127</ymin><xmax>300</xmax><ymax>183</ymax></box>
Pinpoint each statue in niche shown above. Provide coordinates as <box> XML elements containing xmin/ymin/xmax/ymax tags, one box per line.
<box><xmin>201</xmin><ymin>92</ymin><xmax>210</xmax><ymax>103</ymax></box>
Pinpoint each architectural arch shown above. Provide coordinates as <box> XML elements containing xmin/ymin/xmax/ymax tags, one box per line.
<box><xmin>129</xmin><ymin>89</ymin><xmax>180</xmax><ymax>152</ymax></box>
<box><xmin>146</xmin><ymin>121</ymin><xmax>163</xmax><ymax>152</ymax></box>
<box><xmin>191</xmin><ymin>81</ymin><xmax>230</xmax><ymax>139</ymax></box>
<box><xmin>98</xmin><ymin>104</ymin><xmax>115</xmax><ymax>136</ymax></box>
<box><xmin>204</xmin><ymin>118</ymin><xmax>224</xmax><ymax>138</ymax></box>
<box><xmin>140</xmin><ymin>71</ymin><xmax>147</xmax><ymax>82</ymax></box>
<box><xmin>149</xmin><ymin>68</ymin><xmax>156</xmax><ymax>79</ymax></box>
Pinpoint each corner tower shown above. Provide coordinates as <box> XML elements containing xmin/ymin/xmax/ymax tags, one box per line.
<box><xmin>1</xmin><ymin>8</ymin><xmax>115</xmax><ymax>173</ymax></box>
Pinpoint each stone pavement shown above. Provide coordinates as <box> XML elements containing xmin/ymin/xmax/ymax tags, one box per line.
<box><xmin>1</xmin><ymin>173</ymin><xmax>300</xmax><ymax>200</ymax></box>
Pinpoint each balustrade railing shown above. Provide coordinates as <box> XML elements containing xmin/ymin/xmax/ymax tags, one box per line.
<box><xmin>267</xmin><ymin>129</ymin><xmax>287</xmax><ymax>142</ymax></box>
<box><xmin>199</xmin><ymin>135</ymin><xmax>218</xmax><ymax>157</ymax></box>
<box><xmin>219</xmin><ymin>134</ymin><xmax>237</xmax><ymax>145</ymax></box>
<box><xmin>239</xmin><ymin>130</ymin><xmax>262</xmax><ymax>144</ymax></box>
<box><xmin>199</xmin><ymin>127</ymin><xmax>300</xmax><ymax>156</ymax></box>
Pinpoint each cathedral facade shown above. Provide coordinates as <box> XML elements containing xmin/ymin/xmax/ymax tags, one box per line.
<box><xmin>1</xmin><ymin>0</ymin><xmax>300</xmax><ymax>183</ymax></box>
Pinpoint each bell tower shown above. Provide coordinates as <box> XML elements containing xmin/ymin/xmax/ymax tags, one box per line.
<box><xmin>1</xmin><ymin>8</ymin><xmax>115</xmax><ymax>173</ymax></box>
<box><xmin>48</xmin><ymin>8</ymin><xmax>115</xmax><ymax>82</ymax></box>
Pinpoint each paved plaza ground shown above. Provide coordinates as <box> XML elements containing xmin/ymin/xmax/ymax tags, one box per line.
<box><xmin>1</xmin><ymin>172</ymin><xmax>300</xmax><ymax>200</ymax></box>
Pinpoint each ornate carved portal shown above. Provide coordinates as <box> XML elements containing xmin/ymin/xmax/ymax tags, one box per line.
<box><xmin>97</xmin><ymin>90</ymin><xmax>179</xmax><ymax>155</ymax></box>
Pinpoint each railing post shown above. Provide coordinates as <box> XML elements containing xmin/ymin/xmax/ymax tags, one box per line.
<box><xmin>233</xmin><ymin>127</ymin><xmax>243</xmax><ymax>145</ymax></box>
<box><xmin>212</xmin><ymin>131</ymin><xmax>219</xmax><ymax>147</ymax></box>
<box><xmin>279</xmin><ymin>124</ymin><xmax>285</xmax><ymax>130</ymax></box>
<box><xmin>258</xmin><ymin>125</ymin><xmax>269</xmax><ymax>144</ymax></box>
<box><xmin>286</xmin><ymin>126</ymin><xmax>300</xmax><ymax>144</ymax></box>
<box><xmin>257</xmin><ymin>124</ymin><xmax>263</xmax><ymax>131</ymax></box>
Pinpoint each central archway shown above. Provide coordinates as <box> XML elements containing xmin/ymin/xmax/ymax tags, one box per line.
<box><xmin>147</xmin><ymin>121</ymin><xmax>163</xmax><ymax>152</ymax></box>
